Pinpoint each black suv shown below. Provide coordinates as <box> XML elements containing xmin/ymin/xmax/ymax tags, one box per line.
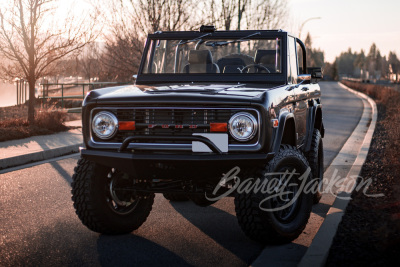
<box><xmin>71</xmin><ymin>26</ymin><xmax>324</xmax><ymax>243</ymax></box>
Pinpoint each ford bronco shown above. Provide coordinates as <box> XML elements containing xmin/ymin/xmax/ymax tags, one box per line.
<box><xmin>71</xmin><ymin>26</ymin><xmax>324</xmax><ymax>243</ymax></box>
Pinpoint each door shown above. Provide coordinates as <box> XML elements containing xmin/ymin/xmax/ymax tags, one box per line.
<box><xmin>288</xmin><ymin>37</ymin><xmax>308</xmax><ymax>146</ymax></box>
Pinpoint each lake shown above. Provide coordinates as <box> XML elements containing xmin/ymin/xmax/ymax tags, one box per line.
<box><xmin>0</xmin><ymin>82</ymin><xmax>17</xmax><ymax>107</ymax></box>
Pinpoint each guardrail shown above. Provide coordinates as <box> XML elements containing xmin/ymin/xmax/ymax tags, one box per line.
<box><xmin>39</xmin><ymin>82</ymin><xmax>128</xmax><ymax>110</ymax></box>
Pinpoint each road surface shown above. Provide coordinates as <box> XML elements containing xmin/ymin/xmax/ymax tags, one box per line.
<box><xmin>0</xmin><ymin>82</ymin><xmax>363</xmax><ymax>266</ymax></box>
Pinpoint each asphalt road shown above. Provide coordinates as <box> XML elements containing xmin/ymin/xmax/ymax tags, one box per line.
<box><xmin>0</xmin><ymin>82</ymin><xmax>363</xmax><ymax>267</ymax></box>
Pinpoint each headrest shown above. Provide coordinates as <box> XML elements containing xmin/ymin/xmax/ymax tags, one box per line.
<box><xmin>255</xmin><ymin>50</ymin><xmax>276</xmax><ymax>65</ymax></box>
<box><xmin>189</xmin><ymin>50</ymin><xmax>213</xmax><ymax>65</ymax></box>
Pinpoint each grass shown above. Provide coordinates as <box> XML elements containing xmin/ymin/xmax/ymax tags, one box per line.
<box><xmin>327</xmin><ymin>81</ymin><xmax>400</xmax><ymax>265</ymax></box>
<box><xmin>341</xmin><ymin>80</ymin><xmax>400</xmax><ymax>172</ymax></box>
<box><xmin>0</xmin><ymin>101</ymin><xmax>80</xmax><ymax>142</ymax></box>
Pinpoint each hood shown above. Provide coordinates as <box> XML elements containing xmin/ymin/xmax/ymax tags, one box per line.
<box><xmin>84</xmin><ymin>83</ymin><xmax>282</xmax><ymax>106</ymax></box>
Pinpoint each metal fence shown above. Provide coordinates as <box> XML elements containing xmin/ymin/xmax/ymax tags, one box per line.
<box><xmin>39</xmin><ymin>82</ymin><xmax>128</xmax><ymax>110</ymax></box>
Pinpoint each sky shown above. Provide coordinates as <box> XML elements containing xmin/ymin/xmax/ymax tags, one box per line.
<box><xmin>290</xmin><ymin>0</ymin><xmax>400</xmax><ymax>62</ymax></box>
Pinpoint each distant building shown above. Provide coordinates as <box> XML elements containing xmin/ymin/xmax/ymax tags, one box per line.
<box><xmin>389</xmin><ymin>64</ymin><xmax>400</xmax><ymax>82</ymax></box>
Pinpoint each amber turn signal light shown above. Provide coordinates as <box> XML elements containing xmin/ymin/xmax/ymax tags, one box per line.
<box><xmin>119</xmin><ymin>121</ymin><xmax>136</xmax><ymax>130</ymax></box>
<box><xmin>271</xmin><ymin>119</ymin><xmax>279</xmax><ymax>128</ymax></box>
<box><xmin>210</xmin><ymin>122</ymin><xmax>228</xmax><ymax>132</ymax></box>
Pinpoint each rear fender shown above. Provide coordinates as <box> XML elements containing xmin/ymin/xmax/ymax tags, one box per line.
<box><xmin>304</xmin><ymin>103</ymin><xmax>324</xmax><ymax>152</ymax></box>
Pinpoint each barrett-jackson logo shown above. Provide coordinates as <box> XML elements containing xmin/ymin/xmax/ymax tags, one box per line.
<box><xmin>148</xmin><ymin>124</ymin><xmax>198</xmax><ymax>129</ymax></box>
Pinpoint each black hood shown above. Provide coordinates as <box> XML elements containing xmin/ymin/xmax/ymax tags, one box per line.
<box><xmin>84</xmin><ymin>83</ymin><xmax>283</xmax><ymax>106</ymax></box>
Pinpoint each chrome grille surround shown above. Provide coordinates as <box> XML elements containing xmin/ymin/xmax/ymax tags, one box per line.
<box><xmin>89</xmin><ymin>107</ymin><xmax>261</xmax><ymax>152</ymax></box>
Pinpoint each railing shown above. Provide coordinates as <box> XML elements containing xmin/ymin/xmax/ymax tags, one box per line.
<box><xmin>39</xmin><ymin>82</ymin><xmax>129</xmax><ymax>110</ymax></box>
<box><xmin>15</xmin><ymin>79</ymin><xmax>28</xmax><ymax>105</ymax></box>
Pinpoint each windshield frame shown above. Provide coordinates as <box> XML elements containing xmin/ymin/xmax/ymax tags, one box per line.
<box><xmin>137</xmin><ymin>30</ymin><xmax>289</xmax><ymax>85</ymax></box>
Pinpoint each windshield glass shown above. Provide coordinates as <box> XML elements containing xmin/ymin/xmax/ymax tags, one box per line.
<box><xmin>142</xmin><ymin>37</ymin><xmax>282</xmax><ymax>75</ymax></box>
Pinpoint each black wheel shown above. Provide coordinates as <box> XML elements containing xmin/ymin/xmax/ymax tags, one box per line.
<box><xmin>306</xmin><ymin>129</ymin><xmax>324</xmax><ymax>204</ymax></box>
<box><xmin>234</xmin><ymin>145</ymin><xmax>313</xmax><ymax>244</ymax></box>
<box><xmin>163</xmin><ymin>193</ymin><xmax>189</xmax><ymax>202</ymax></box>
<box><xmin>71</xmin><ymin>158</ymin><xmax>154</xmax><ymax>234</ymax></box>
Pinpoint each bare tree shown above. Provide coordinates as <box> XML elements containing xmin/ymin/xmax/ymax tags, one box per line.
<box><xmin>100</xmin><ymin>0</ymin><xmax>200</xmax><ymax>81</ymax></box>
<box><xmin>204</xmin><ymin>0</ymin><xmax>287</xmax><ymax>31</ymax></box>
<box><xmin>205</xmin><ymin>0</ymin><xmax>247</xmax><ymax>30</ymax></box>
<box><xmin>79</xmin><ymin>42</ymin><xmax>102</xmax><ymax>82</ymax></box>
<box><xmin>130</xmin><ymin>0</ymin><xmax>197</xmax><ymax>33</ymax></box>
<box><xmin>243</xmin><ymin>0</ymin><xmax>288</xmax><ymax>30</ymax></box>
<box><xmin>0</xmin><ymin>0</ymin><xmax>99</xmax><ymax>124</ymax></box>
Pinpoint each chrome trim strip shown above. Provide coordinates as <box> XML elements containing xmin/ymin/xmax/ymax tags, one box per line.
<box><xmin>89</xmin><ymin>107</ymin><xmax>261</xmax><ymax>151</ymax></box>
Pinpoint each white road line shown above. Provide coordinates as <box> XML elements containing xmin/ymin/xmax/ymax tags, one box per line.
<box><xmin>298</xmin><ymin>82</ymin><xmax>377</xmax><ymax>267</ymax></box>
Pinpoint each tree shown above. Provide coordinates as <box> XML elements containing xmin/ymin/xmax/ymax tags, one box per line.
<box><xmin>206</xmin><ymin>0</ymin><xmax>288</xmax><ymax>31</ymax></box>
<box><xmin>79</xmin><ymin>42</ymin><xmax>102</xmax><ymax>82</ymax></box>
<box><xmin>335</xmin><ymin>48</ymin><xmax>357</xmax><ymax>78</ymax></box>
<box><xmin>243</xmin><ymin>0</ymin><xmax>288</xmax><ymax>30</ymax></box>
<box><xmin>304</xmin><ymin>33</ymin><xmax>324</xmax><ymax>67</ymax></box>
<box><xmin>100</xmin><ymin>0</ymin><xmax>199</xmax><ymax>82</ymax></box>
<box><xmin>0</xmin><ymin>0</ymin><xmax>98</xmax><ymax>124</ymax></box>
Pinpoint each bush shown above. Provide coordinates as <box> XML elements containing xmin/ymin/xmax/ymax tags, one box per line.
<box><xmin>341</xmin><ymin>80</ymin><xmax>400</xmax><ymax>172</ymax></box>
<box><xmin>0</xmin><ymin>109</ymin><xmax>68</xmax><ymax>142</ymax></box>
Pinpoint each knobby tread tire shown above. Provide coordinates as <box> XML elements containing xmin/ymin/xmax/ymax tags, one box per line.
<box><xmin>234</xmin><ymin>145</ymin><xmax>313</xmax><ymax>244</ymax></box>
<box><xmin>305</xmin><ymin>129</ymin><xmax>324</xmax><ymax>204</ymax></box>
<box><xmin>71</xmin><ymin>158</ymin><xmax>154</xmax><ymax>234</ymax></box>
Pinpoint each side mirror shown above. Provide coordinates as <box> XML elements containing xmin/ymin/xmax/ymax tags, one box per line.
<box><xmin>297</xmin><ymin>74</ymin><xmax>311</xmax><ymax>84</ymax></box>
<box><xmin>307</xmin><ymin>67</ymin><xmax>323</xmax><ymax>83</ymax></box>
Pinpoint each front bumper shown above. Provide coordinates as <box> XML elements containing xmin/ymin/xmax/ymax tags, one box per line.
<box><xmin>80</xmin><ymin>148</ymin><xmax>274</xmax><ymax>178</ymax></box>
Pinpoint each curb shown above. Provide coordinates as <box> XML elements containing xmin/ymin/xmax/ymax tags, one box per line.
<box><xmin>298</xmin><ymin>82</ymin><xmax>377</xmax><ymax>266</ymax></box>
<box><xmin>0</xmin><ymin>143</ymin><xmax>82</xmax><ymax>171</ymax></box>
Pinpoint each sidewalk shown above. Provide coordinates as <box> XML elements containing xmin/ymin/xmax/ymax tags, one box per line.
<box><xmin>0</xmin><ymin>120</ymin><xmax>83</xmax><ymax>170</ymax></box>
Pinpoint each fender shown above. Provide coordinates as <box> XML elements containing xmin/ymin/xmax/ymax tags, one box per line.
<box><xmin>271</xmin><ymin>111</ymin><xmax>296</xmax><ymax>154</ymax></box>
<box><xmin>304</xmin><ymin>102</ymin><xmax>324</xmax><ymax>152</ymax></box>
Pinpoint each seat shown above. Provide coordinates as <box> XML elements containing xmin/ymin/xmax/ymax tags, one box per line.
<box><xmin>183</xmin><ymin>50</ymin><xmax>219</xmax><ymax>73</ymax></box>
<box><xmin>254</xmin><ymin>50</ymin><xmax>277</xmax><ymax>73</ymax></box>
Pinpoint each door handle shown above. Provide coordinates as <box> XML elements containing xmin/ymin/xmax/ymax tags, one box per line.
<box><xmin>301</xmin><ymin>87</ymin><xmax>309</xmax><ymax>91</ymax></box>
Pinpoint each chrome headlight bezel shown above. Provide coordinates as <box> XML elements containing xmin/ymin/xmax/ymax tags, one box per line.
<box><xmin>91</xmin><ymin>111</ymin><xmax>118</xmax><ymax>140</ymax></box>
<box><xmin>228</xmin><ymin>112</ymin><xmax>258</xmax><ymax>142</ymax></box>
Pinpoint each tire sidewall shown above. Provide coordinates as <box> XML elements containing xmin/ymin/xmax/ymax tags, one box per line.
<box><xmin>87</xmin><ymin>163</ymin><xmax>153</xmax><ymax>232</ymax></box>
<box><xmin>261</xmin><ymin>149</ymin><xmax>313</xmax><ymax>238</ymax></box>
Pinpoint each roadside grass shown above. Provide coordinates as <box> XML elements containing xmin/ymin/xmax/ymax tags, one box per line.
<box><xmin>0</xmin><ymin>101</ymin><xmax>80</xmax><ymax>142</ymax></box>
<box><xmin>327</xmin><ymin>81</ymin><xmax>400</xmax><ymax>265</ymax></box>
<box><xmin>341</xmin><ymin>80</ymin><xmax>400</xmax><ymax>172</ymax></box>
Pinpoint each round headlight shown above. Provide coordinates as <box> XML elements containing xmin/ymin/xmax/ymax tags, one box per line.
<box><xmin>229</xmin><ymin>112</ymin><xmax>258</xmax><ymax>141</ymax></box>
<box><xmin>92</xmin><ymin>111</ymin><xmax>118</xmax><ymax>139</ymax></box>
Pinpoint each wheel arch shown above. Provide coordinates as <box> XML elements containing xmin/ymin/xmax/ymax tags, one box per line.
<box><xmin>272</xmin><ymin>111</ymin><xmax>297</xmax><ymax>153</ymax></box>
<box><xmin>304</xmin><ymin>104</ymin><xmax>324</xmax><ymax>152</ymax></box>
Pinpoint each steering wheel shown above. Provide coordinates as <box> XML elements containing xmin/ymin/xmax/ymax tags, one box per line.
<box><xmin>242</xmin><ymin>64</ymin><xmax>270</xmax><ymax>73</ymax></box>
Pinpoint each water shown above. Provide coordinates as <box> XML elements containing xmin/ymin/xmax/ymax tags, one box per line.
<box><xmin>0</xmin><ymin>82</ymin><xmax>17</xmax><ymax>107</ymax></box>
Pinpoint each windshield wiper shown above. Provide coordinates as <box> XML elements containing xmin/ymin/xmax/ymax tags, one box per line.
<box><xmin>177</xmin><ymin>33</ymin><xmax>212</xmax><ymax>46</ymax></box>
<box><xmin>205</xmin><ymin>32</ymin><xmax>261</xmax><ymax>47</ymax></box>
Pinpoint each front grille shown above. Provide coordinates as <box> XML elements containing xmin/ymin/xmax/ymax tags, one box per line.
<box><xmin>92</xmin><ymin>107</ymin><xmax>259</xmax><ymax>145</ymax></box>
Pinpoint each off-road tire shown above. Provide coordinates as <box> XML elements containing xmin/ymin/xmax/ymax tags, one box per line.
<box><xmin>234</xmin><ymin>145</ymin><xmax>313</xmax><ymax>244</ymax></box>
<box><xmin>163</xmin><ymin>193</ymin><xmax>189</xmax><ymax>202</ymax></box>
<box><xmin>71</xmin><ymin>158</ymin><xmax>154</xmax><ymax>234</ymax></box>
<box><xmin>306</xmin><ymin>129</ymin><xmax>324</xmax><ymax>204</ymax></box>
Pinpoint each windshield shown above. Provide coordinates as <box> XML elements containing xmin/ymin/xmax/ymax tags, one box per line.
<box><xmin>142</xmin><ymin>37</ymin><xmax>282</xmax><ymax>75</ymax></box>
